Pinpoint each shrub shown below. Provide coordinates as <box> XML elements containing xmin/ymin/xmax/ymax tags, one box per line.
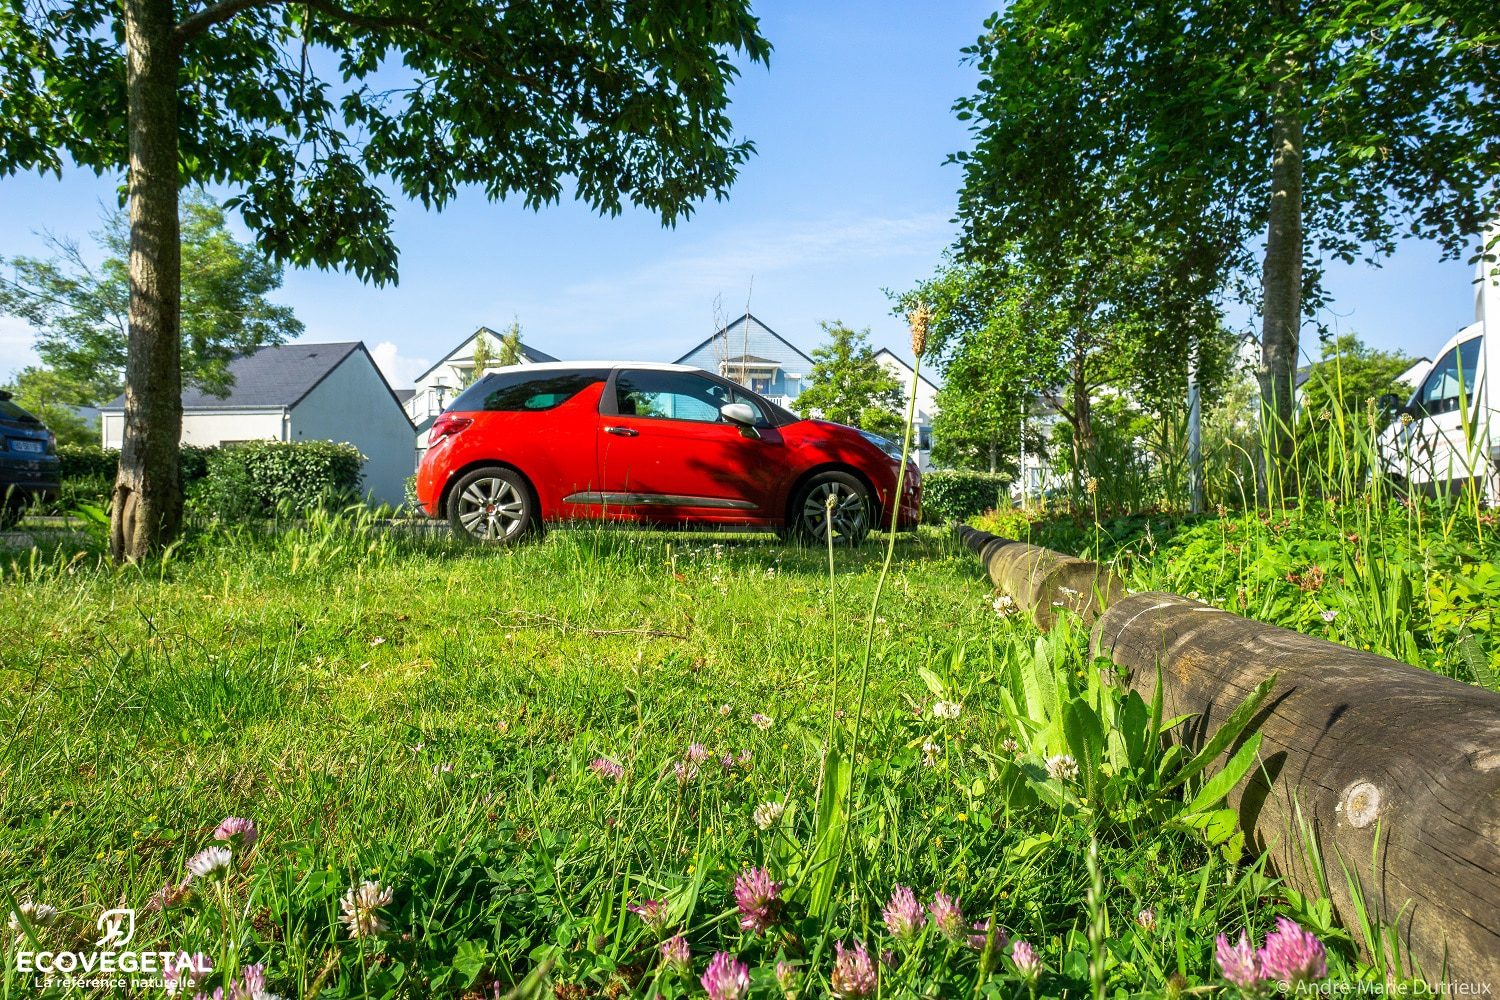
<box><xmin>190</xmin><ymin>440</ymin><xmax>365</xmax><ymax>519</ymax></box>
<box><xmin>57</xmin><ymin>444</ymin><xmax>119</xmax><ymax>482</ymax></box>
<box><xmin>55</xmin><ymin>444</ymin><xmax>221</xmax><ymax>513</ymax></box>
<box><xmin>921</xmin><ymin>469</ymin><xmax>1010</xmax><ymax>523</ymax></box>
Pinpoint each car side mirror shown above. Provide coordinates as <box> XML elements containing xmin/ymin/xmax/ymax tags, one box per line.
<box><xmin>720</xmin><ymin>402</ymin><xmax>760</xmax><ymax>438</ymax></box>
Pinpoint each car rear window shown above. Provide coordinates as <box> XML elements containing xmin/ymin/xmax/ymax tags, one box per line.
<box><xmin>447</xmin><ymin>368</ymin><xmax>609</xmax><ymax>413</ymax></box>
<box><xmin>0</xmin><ymin>399</ymin><xmax>39</xmax><ymax>423</ymax></box>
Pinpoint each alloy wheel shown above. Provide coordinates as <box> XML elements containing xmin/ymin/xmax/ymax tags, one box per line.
<box><xmin>800</xmin><ymin>479</ymin><xmax>868</xmax><ymax>541</ymax></box>
<box><xmin>456</xmin><ymin>476</ymin><xmax>527</xmax><ymax>541</ymax></box>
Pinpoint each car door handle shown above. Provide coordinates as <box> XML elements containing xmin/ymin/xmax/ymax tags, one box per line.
<box><xmin>604</xmin><ymin>426</ymin><xmax>639</xmax><ymax>437</ymax></box>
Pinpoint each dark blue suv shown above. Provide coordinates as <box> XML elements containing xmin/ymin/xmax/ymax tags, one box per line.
<box><xmin>0</xmin><ymin>390</ymin><xmax>60</xmax><ymax>527</ymax></box>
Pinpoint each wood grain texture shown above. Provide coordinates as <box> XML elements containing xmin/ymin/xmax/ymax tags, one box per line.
<box><xmin>1092</xmin><ymin>592</ymin><xmax>1500</xmax><ymax>984</ymax></box>
<box><xmin>954</xmin><ymin>525</ymin><xmax>1126</xmax><ymax>629</ymax></box>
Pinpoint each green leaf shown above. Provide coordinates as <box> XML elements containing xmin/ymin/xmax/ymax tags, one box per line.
<box><xmin>1164</xmin><ymin>675</ymin><xmax>1276</xmax><ymax>793</ymax></box>
<box><xmin>1182</xmin><ymin>731</ymin><xmax>1264</xmax><ymax>817</ymax></box>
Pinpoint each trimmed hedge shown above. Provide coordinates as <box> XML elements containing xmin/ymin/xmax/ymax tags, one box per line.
<box><xmin>54</xmin><ymin>444</ymin><xmax>218</xmax><ymax>511</ymax></box>
<box><xmin>56</xmin><ymin>441</ymin><xmax>364</xmax><ymax>519</ymax></box>
<box><xmin>192</xmin><ymin>440</ymin><xmax>365</xmax><ymax>519</ymax></box>
<box><xmin>922</xmin><ymin>469</ymin><xmax>1010</xmax><ymax>523</ymax></box>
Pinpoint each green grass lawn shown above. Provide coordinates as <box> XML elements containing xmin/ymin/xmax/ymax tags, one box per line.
<box><xmin>0</xmin><ymin>518</ymin><xmax>1385</xmax><ymax>998</ymax></box>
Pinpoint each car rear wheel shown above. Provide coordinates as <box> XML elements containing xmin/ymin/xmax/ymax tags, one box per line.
<box><xmin>788</xmin><ymin>471</ymin><xmax>872</xmax><ymax>546</ymax></box>
<box><xmin>447</xmin><ymin>467</ymin><xmax>536</xmax><ymax>545</ymax></box>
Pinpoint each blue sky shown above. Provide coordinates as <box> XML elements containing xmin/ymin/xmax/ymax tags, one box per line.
<box><xmin>0</xmin><ymin>1</ymin><xmax>1485</xmax><ymax>390</ymax></box>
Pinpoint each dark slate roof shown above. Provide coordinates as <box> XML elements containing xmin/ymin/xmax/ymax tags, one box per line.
<box><xmin>722</xmin><ymin>354</ymin><xmax>778</xmax><ymax>365</ymax></box>
<box><xmin>101</xmin><ymin>342</ymin><xmax>364</xmax><ymax>410</ymax></box>
<box><xmin>411</xmin><ymin>327</ymin><xmax>559</xmax><ymax>385</ymax></box>
<box><xmin>393</xmin><ymin>388</ymin><xmax>415</xmax><ymax>403</ymax></box>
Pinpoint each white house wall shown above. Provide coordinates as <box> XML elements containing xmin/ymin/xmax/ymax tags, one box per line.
<box><xmin>290</xmin><ymin>353</ymin><xmax>415</xmax><ymax>507</ymax></box>
<box><xmin>100</xmin><ymin>409</ymin><xmax>284</xmax><ymax>450</ymax></box>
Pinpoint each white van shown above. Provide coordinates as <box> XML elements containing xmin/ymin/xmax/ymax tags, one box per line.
<box><xmin>1377</xmin><ymin>237</ymin><xmax>1500</xmax><ymax>506</ymax></box>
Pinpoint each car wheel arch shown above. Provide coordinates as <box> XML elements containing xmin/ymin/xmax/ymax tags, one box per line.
<box><xmin>439</xmin><ymin>459</ymin><xmax>541</xmax><ymax>517</ymax></box>
<box><xmin>783</xmin><ymin>463</ymin><xmax>883</xmax><ymax>528</ymax></box>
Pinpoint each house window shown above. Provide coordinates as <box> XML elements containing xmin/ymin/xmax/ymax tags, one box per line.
<box><xmin>750</xmin><ymin>377</ymin><xmax>771</xmax><ymax>394</ymax></box>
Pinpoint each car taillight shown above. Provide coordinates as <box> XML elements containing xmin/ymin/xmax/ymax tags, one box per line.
<box><xmin>429</xmin><ymin>414</ymin><xmax>473</xmax><ymax>442</ymax></box>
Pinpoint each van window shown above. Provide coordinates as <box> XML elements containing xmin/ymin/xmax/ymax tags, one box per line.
<box><xmin>1415</xmin><ymin>338</ymin><xmax>1481</xmax><ymax>416</ymax></box>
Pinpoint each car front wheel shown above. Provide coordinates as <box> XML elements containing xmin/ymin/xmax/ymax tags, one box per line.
<box><xmin>447</xmin><ymin>467</ymin><xmax>536</xmax><ymax>544</ymax></box>
<box><xmin>788</xmin><ymin>471</ymin><xmax>872</xmax><ymax>546</ymax></box>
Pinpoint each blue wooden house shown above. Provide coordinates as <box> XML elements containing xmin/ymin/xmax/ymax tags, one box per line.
<box><xmin>673</xmin><ymin>313</ymin><xmax>814</xmax><ymax>408</ymax></box>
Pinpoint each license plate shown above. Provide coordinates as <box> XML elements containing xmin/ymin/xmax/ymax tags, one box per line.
<box><xmin>9</xmin><ymin>439</ymin><xmax>43</xmax><ymax>453</ymax></box>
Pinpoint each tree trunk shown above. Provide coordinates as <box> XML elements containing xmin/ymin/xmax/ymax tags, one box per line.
<box><xmin>112</xmin><ymin>0</ymin><xmax>183</xmax><ymax>562</ymax></box>
<box><xmin>1257</xmin><ymin>55</ymin><xmax>1303</xmax><ymax>507</ymax></box>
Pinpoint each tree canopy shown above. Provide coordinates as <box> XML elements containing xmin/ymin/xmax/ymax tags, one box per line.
<box><xmin>1</xmin><ymin>0</ymin><xmax>772</xmax><ymax>284</ymax></box>
<box><xmin>0</xmin><ymin>193</ymin><xmax>303</xmax><ymax>403</ymax></box>
<box><xmin>794</xmin><ymin>322</ymin><xmax>905</xmax><ymax>438</ymax></box>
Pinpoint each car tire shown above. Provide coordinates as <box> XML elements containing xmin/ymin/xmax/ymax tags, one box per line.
<box><xmin>446</xmin><ymin>467</ymin><xmax>537</xmax><ymax>545</ymax></box>
<box><xmin>787</xmin><ymin>471</ymin><xmax>873</xmax><ymax>546</ymax></box>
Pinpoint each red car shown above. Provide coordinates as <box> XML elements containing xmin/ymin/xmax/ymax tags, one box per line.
<box><xmin>415</xmin><ymin>363</ymin><xmax>920</xmax><ymax>545</ymax></box>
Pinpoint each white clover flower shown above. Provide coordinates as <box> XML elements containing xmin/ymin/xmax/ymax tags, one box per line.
<box><xmin>991</xmin><ymin>594</ymin><xmax>1018</xmax><ymax>617</ymax></box>
<box><xmin>922</xmin><ymin>741</ymin><xmax>941</xmax><ymax>767</ymax></box>
<box><xmin>753</xmin><ymin>801</ymin><xmax>785</xmax><ymax>831</ymax></box>
<box><xmin>1320</xmin><ymin>609</ymin><xmax>1338</xmax><ymax>623</ymax></box>
<box><xmin>6</xmin><ymin>901</ymin><xmax>58</xmax><ymax>933</ymax></box>
<box><xmin>932</xmin><ymin>701</ymin><xmax>962</xmax><ymax>720</ymax></box>
<box><xmin>339</xmin><ymin>880</ymin><xmax>394</xmax><ymax>939</ymax></box>
<box><xmin>751</xmin><ymin>713</ymin><xmax>774</xmax><ymax>730</ymax></box>
<box><xmin>1045</xmin><ymin>754</ymin><xmax>1079</xmax><ymax>782</ymax></box>
<box><xmin>186</xmin><ymin>846</ymin><xmax>233</xmax><ymax>879</ymax></box>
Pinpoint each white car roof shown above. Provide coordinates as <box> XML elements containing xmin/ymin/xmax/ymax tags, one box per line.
<box><xmin>479</xmin><ymin>361</ymin><xmax>700</xmax><ymax>375</ymax></box>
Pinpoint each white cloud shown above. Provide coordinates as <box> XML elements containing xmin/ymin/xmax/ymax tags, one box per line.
<box><xmin>369</xmin><ymin>340</ymin><xmax>431</xmax><ymax>388</ymax></box>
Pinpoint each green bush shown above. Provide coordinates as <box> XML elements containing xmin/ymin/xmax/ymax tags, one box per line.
<box><xmin>55</xmin><ymin>444</ymin><xmax>220</xmax><ymax>512</ymax></box>
<box><xmin>921</xmin><ymin>469</ymin><xmax>1010</xmax><ymax>522</ymax></box>
<box><xmin>56</xmin><ymin>444</ymin><xmax>118</xmax><ymax>482</ymax></box>
<box><xmin>190</xmin><ymin>440</ymin><xmax>365</xmax><ymax>519</ymax></box>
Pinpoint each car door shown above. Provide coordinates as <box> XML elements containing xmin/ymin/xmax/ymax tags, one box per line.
<box><xmin>1406</xmin><ymin>336</ymin><xmax>1484</xmax><ymax>492</ymax></box>
<box><xmin>595</xmin><ymin>368</ymin><xmax>783</xmax><ymax>520</ymax></box>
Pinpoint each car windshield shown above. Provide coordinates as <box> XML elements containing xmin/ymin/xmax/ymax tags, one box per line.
<box><xmin>857</xmin><ymin>429</ymin><xmax>903</xmax><ymax>460</ymax></box>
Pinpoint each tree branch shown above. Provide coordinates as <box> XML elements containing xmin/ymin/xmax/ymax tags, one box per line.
<box><xmin>174</xmin><ymin>0</ymin><xmax>287</xmax><ymax>44</ymax></box>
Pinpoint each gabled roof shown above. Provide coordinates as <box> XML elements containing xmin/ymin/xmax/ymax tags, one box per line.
<box><xmin>101</xmin><ymin>341</ymin><xmax>370</xmax><ymax>411</ymax></box>
<box><xmin>874</xmin><ymin>347</ymin><xmax>943</xmax><ymax>391</ymax></box>
<box><xmin>722</xmin><ymin>354</ymin><xmax>779</xmax><ymax>365</ymax></box>
<box><xmin>674</xmin><ymin>313</ymin><xmax>815</xmax><ymax>367</ymax></box>
<box><xmin>412</xmin><ymin>326</ymin><xmax>558</xmax><ymax>385</ymax></box>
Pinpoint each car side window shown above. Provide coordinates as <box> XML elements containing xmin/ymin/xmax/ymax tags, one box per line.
<box><xmin>1415</xmin><ymin>338</ymin><xmax>1481</xmax><ymax>416</ymax></box>
<box><xmin>616</xmin><ymin>370</ymin><xmax>747</xmax><ymax>423</ymax></box>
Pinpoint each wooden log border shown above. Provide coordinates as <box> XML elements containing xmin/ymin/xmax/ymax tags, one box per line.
<box><xmin>953</xmin><ymin>526</ymin><xmax>1500</xmax><ymax>982</ymax></box>
<box><xmin>1092</xmin><ymin>593</ymin><xmax>1500</xmax><ymax>982</ymax></box>
<box><xmin>954</xmin><ymin>525</ymin><xmax>1126</xmax><ymax>628</ymax></box>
